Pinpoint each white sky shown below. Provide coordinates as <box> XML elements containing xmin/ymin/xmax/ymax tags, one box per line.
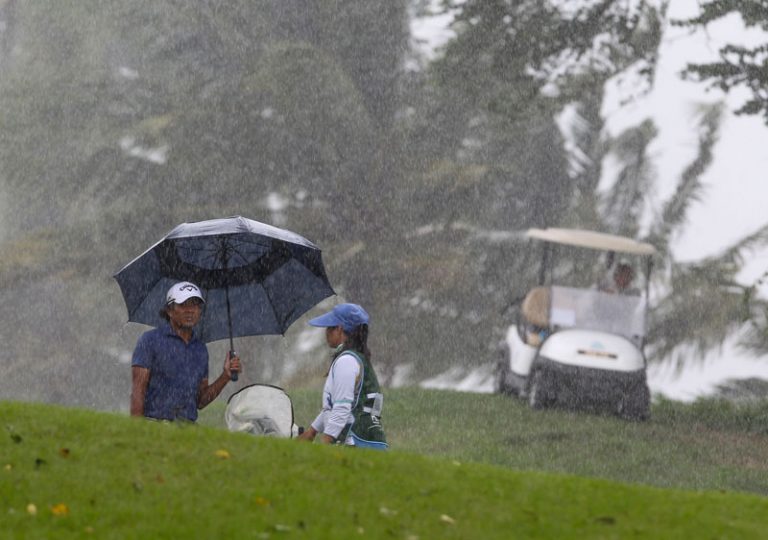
<box><xmin>412</xmin><ymin>2</ymin><xmax>768</xmax><ymax>400</ymax></box>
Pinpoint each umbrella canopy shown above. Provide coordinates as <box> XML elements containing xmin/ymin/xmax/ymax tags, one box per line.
<box><xmin>114</xmin><ymin>216</ymin><xmax>335</xmax><ymax>344</ymax></box>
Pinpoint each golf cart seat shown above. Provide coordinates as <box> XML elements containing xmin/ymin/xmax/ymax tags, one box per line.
<box><xmin>521</xmin><ymin>286</ymin><xmax>550</xmax><ymax>346</ymax></box>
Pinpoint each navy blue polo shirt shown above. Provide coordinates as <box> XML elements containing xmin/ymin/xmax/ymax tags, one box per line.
<box><xmin>132</xmin><ymin>323</ymin><xmax>209</xmax><ymax>421</ymax></box>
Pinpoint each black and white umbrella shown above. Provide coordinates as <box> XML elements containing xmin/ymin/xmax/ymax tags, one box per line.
<box><xmin>114</xmin><ymin>216</ymin><xmax>335</xmax><ymax>378</ymax></box>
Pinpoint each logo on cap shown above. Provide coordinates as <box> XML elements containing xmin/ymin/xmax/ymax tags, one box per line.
<box><xmin>166</xmin><ymin>281</ymin><xmax>205</xmax><ymax>305</ymax></box>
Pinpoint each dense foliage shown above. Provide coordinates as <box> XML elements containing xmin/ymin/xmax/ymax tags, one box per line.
<box><xmin>674</xmin><ymin>0</ymin><xmax>768</xmax><ymax>122</ymax></box>
<box><xmin>673</xmin><ymin>0</ymin><xmax>768</xmax><ymax>358</ymax></box>
<box><xmin>0</xmin><ymin>0</ymin><xmax>765</xmax><ymax>408</ymax></box>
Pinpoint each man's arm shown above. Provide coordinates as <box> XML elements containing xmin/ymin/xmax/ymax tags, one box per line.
<box><xmin>197</xmin><ymin>373</ymin><xmax>229</xmax><ymax>409</ymax></box>
<box><xmin>197</xmin><ymin>352</ymin><xmax>241</xmax><ymax>409</ymax></box>
<box><xmin>130</xmin><ymin>366</ymin><xmax>150</xmax><ymax>417</ymax></box>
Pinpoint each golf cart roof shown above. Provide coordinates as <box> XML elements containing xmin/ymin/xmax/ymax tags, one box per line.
<box><xmin>526</xmin><ymin>228</ymin><xmax>656</xmax><ymax>255</ymax></box>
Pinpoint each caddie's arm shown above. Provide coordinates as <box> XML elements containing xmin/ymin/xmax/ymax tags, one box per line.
<box><xmin>297</xmin><ymin>426</ymin><xmax>318</xmax><ymax>442</ymax></box>
<box><xmin>321</xmin><ymin>355</ymin><xmax>359</xmax><ymax>442</ymax></box>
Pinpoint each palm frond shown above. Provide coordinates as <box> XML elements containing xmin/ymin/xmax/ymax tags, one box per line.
<box><xmin>600</xmin><ymin>118</ymin><xmax>657</xmax><ymax>237</ymax></box>
<box><xmin>646</xmin><ymin>102</ymin><xmax>723</xmax><ymax>257</ymax></box>
<box><xmin>648</xmin><ymin>258</ymin><xmax>749</xmax><ymax>363</ymax></box>
<box><xmin>709</xmin><ymin>222</ymin><xmax>768</xmax><ymax>267</ymax></box>
<box><xmin>562</xmin><ymin>91</ymin><xmax>609</xmax><ymax>230</ymax></box>
<box><xmin>740</xmin><ymin>300</ymin><xmax>768</xmax><ymax>355</ymax></box>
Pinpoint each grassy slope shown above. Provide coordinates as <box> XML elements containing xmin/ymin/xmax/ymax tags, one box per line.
<box><xmin>2</xmin><ymin>390</ymin><xmax>767</xmax><ymax>539</ymax></box>
<box><xmin>205</xmin><ymin>387</ymin><xmax>768</xmax><ymax>495</ymax></box>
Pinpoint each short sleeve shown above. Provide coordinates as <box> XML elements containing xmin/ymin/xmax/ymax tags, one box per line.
<box><xmin>200</xmin><ymin>343</ymin><xmax>209</xmax><ymax>379</ymax></box>
<box><xmin>132</xmin><ymin>332</ymin><xmax>153</xmax><ymax>369</ymax></box>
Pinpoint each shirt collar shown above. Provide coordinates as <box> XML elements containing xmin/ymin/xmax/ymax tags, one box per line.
<box><xmin>160</xmin><ymin>322</ymin><xmax>201</xmax><ymax>343</ymax></box>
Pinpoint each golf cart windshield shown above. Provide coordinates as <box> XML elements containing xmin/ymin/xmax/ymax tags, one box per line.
<box><xmin>549</xmin><ymin>286</ymin><xmax>646</xmax><ymax>340</ymax></box>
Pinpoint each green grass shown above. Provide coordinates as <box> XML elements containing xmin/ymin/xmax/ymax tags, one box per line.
<box><xmin>3</xmin><ymin>389</ymin><xmax>768</xmax><ymax>539</ymax></box>
<box><xmin>653</xmin><ymin>395</ymin><xmax>768</xmax><ymax>436</ymax></box>
<box><xmin>202</xmin><ymin>387</ymin><xmax>768</xmax><ymax>496</ymax></box>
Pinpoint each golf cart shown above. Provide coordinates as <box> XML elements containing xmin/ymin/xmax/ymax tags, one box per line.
<box><xmin>496</xmin><ymin>228</ymin><xmax>656</xmax><ymax>420</ymax></box>
<box><xmin>225</xmin><ymin>384</ymin><xmax>300</xmax><ymax>437</ymax></box>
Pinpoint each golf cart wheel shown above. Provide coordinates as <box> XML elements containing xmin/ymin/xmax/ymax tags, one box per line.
<box><xmin>528</xmin><ymin>369</ymin><xmax>552</xmax><ymax>410</ymax></box>
<box><xmin>618</xmin><ymin>385</ymin><xmax>650</xmax><ymax>421</ymax></box>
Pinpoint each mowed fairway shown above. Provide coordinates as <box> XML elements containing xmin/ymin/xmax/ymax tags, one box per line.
<box><xmin>266</xmin><ymin>387</ymin><xmax>768</xmax><ymax>495</ymax></box>
<box><xmin>3</xmin><ymin>388</ymin><xmax>768</xmax><ymax>539</ymax></box>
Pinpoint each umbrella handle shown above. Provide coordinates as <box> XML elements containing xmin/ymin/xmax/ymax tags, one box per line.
<box><xmin>229</xmin><ymin>349</ymin><xmax>239</xmax><ymax>382</ymax></box>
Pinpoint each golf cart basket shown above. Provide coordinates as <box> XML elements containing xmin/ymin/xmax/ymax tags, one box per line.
<box><xmin>225</xmin><ymin>384</ymin><xmax>299</xmax><ymax>438</ymax></box>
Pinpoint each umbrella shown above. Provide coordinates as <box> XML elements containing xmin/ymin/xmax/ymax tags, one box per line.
<box><xmin>114</xmin><ymin>216</ymin><xmax>335</xmax><ymax>380</ymax></box>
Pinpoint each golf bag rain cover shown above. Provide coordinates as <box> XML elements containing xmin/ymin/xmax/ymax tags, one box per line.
<box><xmin>225</xmin><ymin>384</ymin><xmax>296</xmax><ymax>438</ymax></box>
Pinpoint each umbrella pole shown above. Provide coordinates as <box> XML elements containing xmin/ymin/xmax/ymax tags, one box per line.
<box><xmin>225</xmin><ymin>284</ymin><xmax>238</xmax><ymax>381</ymax></box>
<box><xmin>220</xmin><ymin>238</ymin><xmax>238</xmax><ymax>382</ymax></box>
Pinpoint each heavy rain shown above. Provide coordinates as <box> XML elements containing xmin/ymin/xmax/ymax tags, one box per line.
<box><xmin>1</xmin><ymin>1</ymin><xmax>768</xmax><ymax>536</ymax></box>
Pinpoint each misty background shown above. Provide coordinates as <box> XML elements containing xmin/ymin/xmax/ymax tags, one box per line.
<box><xmin>1</xmin><ymin>0</ymin><xmax>767</xmax><ymax>411</ymax></box>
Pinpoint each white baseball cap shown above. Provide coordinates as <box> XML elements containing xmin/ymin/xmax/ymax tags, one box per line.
<box><xmin>166</xmin><ymin>281</ymin><xmax>205</xmax><ymax>305</ymax></box>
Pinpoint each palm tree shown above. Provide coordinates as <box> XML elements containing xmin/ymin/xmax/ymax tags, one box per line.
<box><xmin>578</xmin><ymin>101</ymin><xmax>768</xmax><ymax>367</ymax></box>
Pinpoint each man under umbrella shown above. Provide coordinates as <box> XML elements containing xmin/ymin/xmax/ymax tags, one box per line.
<box><xmin>130</xmin><ymin>281</ymin><xmax>241</xmax><ymax>422</ymax></box>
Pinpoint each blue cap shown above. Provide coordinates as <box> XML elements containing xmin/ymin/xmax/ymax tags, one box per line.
<box><xmin>309</xmin><ymin>303</ymin><xmax>369</xmax><ymax>333</ymax></box>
